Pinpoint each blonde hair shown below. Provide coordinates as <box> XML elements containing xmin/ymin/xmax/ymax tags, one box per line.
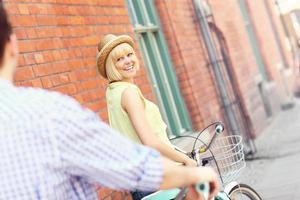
<box><xmin>105</xmin><ymin>43</ymin><xmax>139</xmax><ymax>82</ymax></box>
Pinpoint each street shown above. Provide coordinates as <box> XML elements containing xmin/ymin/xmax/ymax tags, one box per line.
<box><xmin>238</xmin><ymin>98</ymin><xmax>300</xmax><ymax>199</ymax></box>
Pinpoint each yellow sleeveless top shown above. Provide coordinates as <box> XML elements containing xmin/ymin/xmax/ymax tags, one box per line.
<box><xmin>106</xmin><ymin>82</ymin><xmax>172</xmax><ymax>145</ymax></box>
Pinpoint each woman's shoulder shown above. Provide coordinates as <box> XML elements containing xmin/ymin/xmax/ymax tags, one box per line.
<box><xmin>108</xmin><ymin>82</ymin><xmax>139</xmax><ymax>91</ymax></box>
<box><xmin>106</xmin><ymin>82</ymin><xmax>141</xmax><ymax>99</ymax></box>
<box><xmin>122</xmin><ymin>85</ymin><xmax>140</xmax><ymax>98</ymax></box>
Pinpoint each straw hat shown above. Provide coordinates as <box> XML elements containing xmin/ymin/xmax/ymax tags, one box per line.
<box><xmin>96</xmin><ymin>34</ymin><xmax>134</xmax><ymax>78</ymax></box>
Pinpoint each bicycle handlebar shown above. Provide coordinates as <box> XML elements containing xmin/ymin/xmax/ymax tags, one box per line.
<box><xmin>194</xmin><ymin>182</ymin><xmax>230</xmax><ymax>200</ymax></box>
<box><xmin>195</xmin><ymin>182</ymin><xmax>209</xmax><ymax>200</ymax></box>
<box><xmin>173</xmin><ymin>122</ymin><xmax>229</xmax><ymax>200</ymax></box>
<box><xmin>191</xmin><ymin>122</ymin><xmax>224</xmax><ymax>156</ymax></box>
<box><xmin>174</xmin><ymin>182</ymin><xmax>209</xmax><ymax>200</ymax></box>
<box><xmin>215</xmin><ymin>123</ymin><xmax>224</xmax><ymax>134</ymax></box>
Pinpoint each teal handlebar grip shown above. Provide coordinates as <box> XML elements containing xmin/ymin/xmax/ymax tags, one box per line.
<box><xmin>195</xmin><ymin>182</ymin><xmax>209</xmax><ymax>200</ymax></box>
<box><xmin>215</xmin><ymin>123</ymin><xmax>224</xmax><ymax>134</ymax></box>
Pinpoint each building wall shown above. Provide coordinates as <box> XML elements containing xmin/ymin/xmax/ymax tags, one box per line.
<box><xmin>155</xmin><ymin>0</ymin><xmax>224</xmax><ymax>130</ymax></box>
<box><xmin>156</xmin><ymin>0</ymin><xmax>274</xmax><ymax>134</ymax></box>
<box><xmin>246</xmin><ymin>0</ymin><xmax>295</xmax><ymax>113</ymax></box>
<box><xmin>4</xmin><ymin>0</ymin><xmax>155</xmax><ymax>124</ymax></box>
<box><xmin>3</xmin><ymin>0</ymin><xmax>149</xmax><ymax>199</ymax></box>
<box><xmin>3</xmin><ymin>0</ymin><xmax>296</xmax><ymax>199</ymax></box>
<box><xmin>267</xmin><ymin>0</ymin><xmax>295</xmax><ymax>69</ymax></box>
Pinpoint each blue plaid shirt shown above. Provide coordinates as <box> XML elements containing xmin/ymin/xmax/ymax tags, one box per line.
<box><xmin>0</xmin><ymin>79</ymin><xmax>162</xmax><ymax>200</ymax></box>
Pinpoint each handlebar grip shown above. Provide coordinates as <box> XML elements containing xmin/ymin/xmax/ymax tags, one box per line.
<box><xmin>195</xmin><ymin>182</ymin><xmax>209</xmax><ymax>200</ymax></box>
<box><xmin>215</xmin><ymin>123</ymin><xmax>224</xmax><ymax>134</ymax></box>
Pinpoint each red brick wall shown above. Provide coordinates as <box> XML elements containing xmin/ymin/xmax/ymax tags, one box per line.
<box><xmin>245</xmin><ymin>0</ymin><xmax>294</xmax><ymax>103</ymax></box>
<box><xmin>3</xmin><ymin>0</ymin><xmax>296</xmax><ymax>197</ymax></box>
<box><xmin>3</xmin><ymin>0</ymin><xmax>155</xmax><ymax>123</ymax></box>
<box><xmin>265</xmin><ymin>0</ymin><xmax>294</xmax><ymax>69</ymax></box>
<box><xmin>155</xmin><ymin>0</ymin><xmax>224</xmax><ymax>130</ymax></box>
<box><xmin>155</xmin><ymin>0</ymin><xmax>280</xmax><ymax>134</ymax></box>
<box><xmin>3</xmin><ymin>0</ymin><xmax>152</xmax><ymax>199</ymax></box>
<box><xmin>201</xmin><ymin>1</ymin><xmax>255</xmax><ymax>133</ymax></box>
<box><xmin>264</xmin><ymin>0</ymin><xmax>296</xmax><ymax>96</ymax></box>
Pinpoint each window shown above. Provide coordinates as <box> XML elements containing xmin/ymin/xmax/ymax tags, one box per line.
<box><xmin>126</xmin><ymin>0</ymin><xmax>192</xmax><ymax>135</ymax></box>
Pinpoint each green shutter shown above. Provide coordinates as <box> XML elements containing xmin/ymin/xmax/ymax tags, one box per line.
<box><xmin>238</xmin><ymin>0</ymin><xmax>269</xmax><ymax>80</ymax></box>
<box><xmin>126</xmin><ymin>0</ymin><xmax>192</xmax><ymax>135</ymax></box>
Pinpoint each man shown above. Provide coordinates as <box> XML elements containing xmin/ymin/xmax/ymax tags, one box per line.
<box><xmin>0</xmin><ymin>3</ymin><xmax>218</xmax><ymax>200</ymax></box>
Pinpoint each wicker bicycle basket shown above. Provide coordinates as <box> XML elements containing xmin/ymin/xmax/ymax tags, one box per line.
<box><xmin>200</xmin><ymin>135</ymin><xmax>246</xmax><ymax>185</ymax></box>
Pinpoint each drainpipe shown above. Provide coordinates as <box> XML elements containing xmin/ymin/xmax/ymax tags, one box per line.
<box><xmin>192</xmin><ymin>0</ymin><xmax>240</xmax><ymax>136</ymax></box>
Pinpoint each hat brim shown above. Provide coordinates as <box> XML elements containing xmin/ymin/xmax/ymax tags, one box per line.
<box><xmin>96</xmin><ymin>35</ymin><xmax>134</xmax><ymax>79</ymax></box>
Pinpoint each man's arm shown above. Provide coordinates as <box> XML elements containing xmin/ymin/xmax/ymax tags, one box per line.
<box><xmin>49</xmin><ymin>94</ymin><xmax>219</xmax><ymax>197</ymax></box>
<box><xmin>161</xmin><ymin>158</ymin><xmax>219</xmax><ymax>199</ymax></box>
<box><xmin>50</xmin><ymin>95</ymin><xmax>163</xmax><ymax>191</ymax></box>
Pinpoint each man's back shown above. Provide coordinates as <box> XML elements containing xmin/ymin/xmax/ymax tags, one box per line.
<box><xmin>0</xmin><ymin>79</ymin><xmax>163</xmax><ymax>200</ymax></box>
<box><xmin>0</xmin><ymin>79</ymin><xmax>98</xmax><ymax>199</ymax></box>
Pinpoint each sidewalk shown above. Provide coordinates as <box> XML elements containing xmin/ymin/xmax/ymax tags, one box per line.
<box><xmin>238</xmin><ymin>98</ymin><xmax>300</xmax><ymax>199</ymax></box>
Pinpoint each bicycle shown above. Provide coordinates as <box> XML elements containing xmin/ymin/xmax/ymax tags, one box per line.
<box><xmin>142</xmin><ymin>122</ymin><xmax>262</xmax><ymax>200</ymax></box>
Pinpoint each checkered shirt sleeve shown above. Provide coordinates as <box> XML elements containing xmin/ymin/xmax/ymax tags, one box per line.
<box><xmin>0</xmin><ymin>80</ymin><xmax>162</xmax><ymax>200</ymax></box>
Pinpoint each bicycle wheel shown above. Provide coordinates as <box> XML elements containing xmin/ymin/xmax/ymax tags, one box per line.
<box><xmin>228</xmin><ymin>184</ymin><xmax>262</xmax><ymax>200</ymax></box>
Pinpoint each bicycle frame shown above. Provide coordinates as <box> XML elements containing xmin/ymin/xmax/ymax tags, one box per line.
<box><xmin>142</xmin><ymin>122</ymin><xmax>260</xmax><ymax>200</ymax></box>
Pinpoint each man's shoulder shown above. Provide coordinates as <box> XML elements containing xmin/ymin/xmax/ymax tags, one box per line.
<box><xmin>17</xmin><ymin>86</ymin><xmax>79</xmax><ymax>110</ymax></box>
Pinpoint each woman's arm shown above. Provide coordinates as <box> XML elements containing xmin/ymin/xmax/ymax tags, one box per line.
<box><xmin>121</xmin><ymin>87</ymin><xmax>196</xmax><ymax>166</ymax></box>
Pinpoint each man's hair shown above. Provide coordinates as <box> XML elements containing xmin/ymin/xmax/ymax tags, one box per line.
<box><xmin>0</xmin><ymin>3</ymin><xmax>12</xmax><ymax>65</ymax></box>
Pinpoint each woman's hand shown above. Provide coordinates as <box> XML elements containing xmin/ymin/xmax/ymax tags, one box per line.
<box><xmin>183</xmin><ymin>157</ymin><xmax>198</xmax><ymax>167</ymax></box>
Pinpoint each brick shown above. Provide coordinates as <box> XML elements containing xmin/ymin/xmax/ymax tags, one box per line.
<box><xmin>33</xmin><ymin>64</ymin><xmax>53</xmax><ymax>77</ymax></box>
<box><xmin>18</xmin><ymin>55</ymin><xmax>26</xmax><ymax>66</ymax></box>
<box><xmin>53</xmin><ymin>83</ymin><xmax>77</xmax><ymax>95</ymax></box>
<box><xmin>14</xmin><ymin>66</ymin><xmax>34</xmax><ymax>81</ymax></box>
<box><xmin>50</xmin><ymin>74</ymin><xmax>70</xmax><ymax>87</ymax></box>
<box><xmin>97</xmin><ymin>187</ymin><xmax>114</xmax><ymax>199</ymax></box>
<box><xmin>15</xmin><ymin>29</ymin><xmax>27</xmax><ymax>39</ymax></box>
<box><xmin>60</xmin><ymin>4</ymin><xmax>71</xmax><ymax>14</ymax></box>
<box><xmin>70</xmin><ymin>16</ymin><xmax>85</xmax><ymax>25</ymax></box>
<box><xmin>73</xmin><ymin>68</ymin><xmax>98</xmax><ymax>81</ymax></box>
<box><xmin>42</xmin><ymin>52</ymin><xmax>54</xmax><ymax>63</ymax></box>
<box><xmin>23</xmin><ymin>53</ymin><xmax>36</xmax><ymax>65</ymax></box>
<box><xmin>82</xmin><ymin>79</ymin><xmax>99</xmax><ymax>90</ymax></box>
<box><xmin>99</xmin><ymin>110</ymin><xmax>108</xmax><ymax>123</ymax></box>
<box><xmin>13</xmin><ymin>15</ymin><xmax>37</xmax><ymax>27</ymax></box>
<box><xmin>17</xmin><ymin>80</ymin><xmax>33</xmax><ymax>87</ymax></box>
<box><xmin>41</xmin><ymin>76</ymin><xmax>53</xmax><ymax>88</ymax></box>
<box><xmin>81</xmin><ymin>47</ymin><xmax>95</xmax><ymax>58</ymax></box>
<box><xmin>31</xmin><ymin>78</ymin><xmax>43</xmax><ymax>88</ymax></box>
<box><xmin>34</xmin><ymin>53</ymin><xmax>44</xmax><ymax>64</ymax></box>
<box><xmin>68</xmin><ymin>72</ymin><xmax>77</xmax><ymax>82</ymax></box>
<box><xmin>34</xmin><ymin>39</ymin><xmax>57</xmax><ymax>51</ymax></box>
<box><xmin>36</xmin><ymin>16</ymin><xmax>57</xmax><ymax>26</ymax></box>
<box><xmin>52</xmin><ymin>62</ymin><xmax>71</xmax><ymax>74</ymax></box>
<box><xmin>26</xmin><ymin>28</ymin><xmax>38</xmax><ymax>39</ymax></box>
<box><xmin>83</xmin><ymin>35</ymin><xmax>98</xmax><ymax>46</ymax></box>
<box><xmin>81</xmin><ymin>91</ymin><xmax>99</xmax><ymax>102</ymax></box>
<box><xmin>4</xmin><ymin>3</ymin><xmax>20</xmax><ymax>14</ymax></box>
<box><xmin>85</xmin><ymin>101</ymin><xmax>101</xmax><ymax>112</ymax></box>
<box><xmin>35</xmin><ymin>27</ymin><xmax>56</xmax><ymax>38</ymax></box>
<box><xmin>73</xmin><ymin>94</ymin><xmax>84</xmax><ymax>104</ymax></box>
<box><xmin>18</xmin><ymin>40</ymin><xmax>36</xmax><ymax>53</ymax></box>
<box><xmin>18</xmin><ymin>4</ymin><xmax>30</xmax><ymax>14</ymax></box>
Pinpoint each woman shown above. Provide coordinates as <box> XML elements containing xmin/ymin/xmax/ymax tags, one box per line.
<box><xmin>96</xmin><ymin>34</ymin><xmax>197</xmax><ymax>199</ymax></box>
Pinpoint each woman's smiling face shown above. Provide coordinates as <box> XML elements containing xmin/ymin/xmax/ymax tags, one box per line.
<box><xmin>113</xmin><ymin>43</ymin><xmax>139</xmax><ymax>82</ymax></box>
